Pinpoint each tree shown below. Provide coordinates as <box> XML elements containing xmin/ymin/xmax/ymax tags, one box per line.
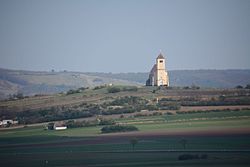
<box><xmin>191</xmin><ymin>84</ymin><xmax>200</xmax><ymax>90</ymax></box>
<box><xmin>101</xmin><ymin>125</ymin><xmax>138</xmax><ymax>133</ymax></box>
<box><xmin>179</xmin><ymin>139</ymin><xmax>188</xmax><ymax>149</ymax></box>
<box><xmin>130</xmin><ymin>138</ymin><xmax>138</xmax><ymax>151</ymax></box>
<box><xmin>245</xmin><ymin>84</ymin><xmax>250</xmax><ymax>89</ymax></box>
<box><xmin>107</xmin><ymin>87</ymin><xmax>121</xmax><ymax>93</ymax></box>
<box><xmin>235</xmin><ymin>85</ymin><xmax>243</xmax><ymax>89</ymax></box>
<box><xmin>47</xmin><ymin>122</ymin><xmax>55</xmax><ymax>130</ymax></box>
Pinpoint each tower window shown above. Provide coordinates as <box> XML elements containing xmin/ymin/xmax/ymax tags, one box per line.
<box><xmin>160</xmin><ymin>60</ymin><xmax>163</xmax><ymax>63</ymax></box>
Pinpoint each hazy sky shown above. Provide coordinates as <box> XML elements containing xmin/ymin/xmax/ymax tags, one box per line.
<box><xmin>0</xmin><ymin>0</ymin><xmax>249</xmax><ymax>73</ymax></box>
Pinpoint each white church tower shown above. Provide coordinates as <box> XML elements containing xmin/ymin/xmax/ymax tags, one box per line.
<box><xmin>146</xmin><ymin>52</ymin><xmax>170</xmax><ymax>87</ymax></box>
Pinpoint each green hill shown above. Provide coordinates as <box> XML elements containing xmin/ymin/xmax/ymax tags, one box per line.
<box><xmin>1</xmin><ymin>68</ymin><xmax>250</xmax><ymax>99</ymax></box>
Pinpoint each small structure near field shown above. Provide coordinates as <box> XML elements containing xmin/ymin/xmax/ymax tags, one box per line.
<box><xmin>0</xmin><ymin>119</ymin><xmax>18</xmax><ymax>127</ymax></box>
<box><xmin>47</xmin><ymin>122</ymin><xmax>67</xmax><ymax>130</ymax></box>
<box><xmin>54</xmin><ymin>126</ymin><xmax>67</xmax><ymax>130</ymax></box>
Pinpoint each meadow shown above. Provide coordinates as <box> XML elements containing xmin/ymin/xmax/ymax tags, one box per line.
<box><xmin>1</xmin><ymin>109</ymin><xmax>250</xmax><ymax>166</ymax></box>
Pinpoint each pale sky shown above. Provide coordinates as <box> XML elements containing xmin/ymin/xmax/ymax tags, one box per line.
<box><xmin>0</xmin><ymin>0</ymin><xmax>249</xmax><ymax>72</ymax></box>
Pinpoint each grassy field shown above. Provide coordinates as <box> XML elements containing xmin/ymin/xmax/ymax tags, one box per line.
<box><xmin>1</xmin><ymin>109</ymin><xmax>250</xmax><ymax>166</ymax></box>
<box><xmin>1</xmin><ymin>87</ymin><xmax>250</xmax><ymax>166</ymax></box>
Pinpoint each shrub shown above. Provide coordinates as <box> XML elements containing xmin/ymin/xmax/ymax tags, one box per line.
<box><xmin>93</xmin><ymin>85</ymin><xmax>106</xmax><ymax>90</ymax></box>
<box><xmin>65</xmin><ymin>120</ymin><xmax>98</xmax><ymax>128</ymax></box>
<box><xmin>158</xmin><ymin>102</ymin><xmax>181</xmax><ymax>110</ymax></box>
<box><xmin>47</xmin><ymin>122</ymin><xmax>55</xmax><ymax>130</ymax></box>
<box><xmin>107</xmin><ymin>87</ymin><xmax>121</xmax><ymax>93</ymax></box>
<box><xmin>66</xmin><ymin>87</ymin><xmax>88</xmax><ymax>95</ymax></box>
<box><xmin>109</xmin><ymin>96</ymin><xmax>147</xmax><ymax>106</ymax></box>
<box><xmin>66</xmin><ymin>89</ymin><xmax>80</xmax><ymax>95</ymax></box>
<box><xmin>145</xmin><ymin>105</ymin><xmax>158</xmax><ymax>111</ymax></box>
<box><xmin>153</xmin><ymin>112</ymin><xmax>163</xmax><ymax>116</ymax></box>
<box><xmin>191</xmin><ymin>85</ymin><xmax>200</xmax><ymax>90</ymax></box>
<box><xmin>235</xmin><ymin>85</ymin><xmax>243</xmax><ymax>89</ymax></box>
<box><xmin>246</xmin><ymin>84</ymin><xmax>250</xmax><ymax>89</ymax></box>
<box><xmin>102</xmin><ymin>107</ymin><xmax>136</xmax><ymax>115</ymax></box>
<box><xmin>122</xmin><ymin>86</ymin><xmax>138</xmax><ymax>92</ymax></box>
<box><xmin>178</xmin><ymin>154</ymin><xmax>208</xmax><ymax>160</ymax></box>
<box><xmin>101</xmin><ymin>125</ymin><xmax>138</xmax><ymax>133</ymax></box>
<box><xmin>165</xmin><ymin>112</ymin><xmax>174</xmax><ymax>115</ymax></box>
<box><xmin>99</xmin><ymin>119</ymin><xmax>115</xmax><ymax>125</ymax></box>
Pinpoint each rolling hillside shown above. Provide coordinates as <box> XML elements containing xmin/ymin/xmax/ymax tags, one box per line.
<box><xmin>85</xmin><ymin>69</ymin><xmax>250</xmax><ymax>88</ymax></box>
<box><xmin>1</xmin><ymin>68</ymin><xmax>250</xmax><ymax>99</ymax></box>
<box><xmin>0</xmin><ymin>68</ymin><xmax>139</xmax><ymax>99</ymax></box>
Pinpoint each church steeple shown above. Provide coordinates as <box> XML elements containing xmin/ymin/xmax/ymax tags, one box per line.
<box><xmin>156</xmin><ymin>52</ymin><xmax>165</xmax><ymax>70</ymax></box>
<box><xmin>157</xmin><ymin>52</ymin><xmax>164</xmax><ymax>59</ymax></box>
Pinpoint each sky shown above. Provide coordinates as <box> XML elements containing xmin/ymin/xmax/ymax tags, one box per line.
<box><xmin>0</xmin><ymin>0</ymin><xmax>249</xmax><ymax>73</ymax></box>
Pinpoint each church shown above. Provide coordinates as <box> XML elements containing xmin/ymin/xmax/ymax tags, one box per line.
<box><xmin>146</xmin><ymin>52</ymin><xmax>170</xmax><ymax>87</ymax></box>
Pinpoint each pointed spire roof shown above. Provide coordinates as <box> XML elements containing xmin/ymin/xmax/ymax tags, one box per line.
<box><xmin>157</xmin><ymin>52</ymin><xmax>165</xmax><ymax>59</ymax></box>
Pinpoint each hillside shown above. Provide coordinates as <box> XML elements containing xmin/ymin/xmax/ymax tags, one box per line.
<box><xmin>85</xmin><ymin>69</ymin><xmax>250</xmax><ymax>88</ymax></box>
<box><xmin>0</xmin><ymin>68</ymin><xmax>139</xmax><ymax>99</ymax></box>
<box><xmin>1</xmin><ymin>68</ymin><xmax>250</xmax><ymax>99</ymax></box>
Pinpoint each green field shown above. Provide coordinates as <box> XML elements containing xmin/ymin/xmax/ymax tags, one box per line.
<box><xmin>1</xmin><ymin>110</ymin><xmax>250</xmax><ymax>166</ymax></box>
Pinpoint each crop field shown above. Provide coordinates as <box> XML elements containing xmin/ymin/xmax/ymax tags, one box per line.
<box><xmin>1</xmin><ymin>87</ymin><xmax>250</xmax><ymax>166</ymax></box>
<box><xmin>1</xmin><ymin>109</ymin><xmax>250</xmax><ymax>167</ymax></box>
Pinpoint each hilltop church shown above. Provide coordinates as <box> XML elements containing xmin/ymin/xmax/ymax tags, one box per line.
<box><xmin>146</xmin><ymin>52</ymin><xmax>170</xmax><ymax>87</ymax></box>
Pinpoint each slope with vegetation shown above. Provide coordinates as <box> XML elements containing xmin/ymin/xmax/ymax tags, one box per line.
<box><xmin>0</xmin><ymin>85</ymin><xmax>250</xmax><ymax>166</ymax></box>
<box><xmin>1</xmin><ymin>68</ymin><xmax>250</xmax><ymax>99</ymax></box>
<box><xmin>1</xmin><ymin>85</ymin><xmax>250</xmax><ymax>125</ymax></box>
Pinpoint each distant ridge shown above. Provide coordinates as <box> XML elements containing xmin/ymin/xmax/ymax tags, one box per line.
<box><xmin>0</xmin><ymin>68</ymin><xmax>140</xmax><ymax>99</ymax></box>
<box><xmin>85</xmin><ymin>69</ymin><xmax>250</xmax><ymax>88</ymax></box>
<box><xmin>0</xmin><ymin>68</ymin><xmax>250</xmax><ymax>99</ymax></box>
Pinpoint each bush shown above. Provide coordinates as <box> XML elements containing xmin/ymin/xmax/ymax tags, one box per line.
<box><xmin>107</xmin><ymin>87</ymin><xmax>121</xmax><ymax>93</ymax></box>
<box><xmin>246</xmin><ymin>84</ymin><xmax>250</xmax><ymax>89</ymax></box>
<box><xmin>99</xmin><ymin>119</ymin><xmax>115</xmax><ymax>125</ymax></box>
<box><xmin>122</xmin><ymin>86</ymin><xmax>138</xmax><ymax>92</ymax></box>
<box><xmin>158</xmin><ymin>102</ymin><xmax>181</xmax><ymax>110</ymax></box>
<box><xmin>65</xmin><ymin>120</ymin><xmax>98</xmax><ymax>128</ymax></box>
<box><xmin>178</xmin><ymin>154</ymin><xmax>208</xmax><ymax>160</ymax></box>
<box><xmin>109</xmin><ymin>96</ymin><xmax>147</xmax><ymax>106</ymax></box>
<box><xmin>102</xmin><ymin>107</ymin><xmax>136</xmax><ymax>115</ymax></box>
<box><xmin>145</xmin><ymin>105</ymin><xmax>158</xmax><ymax>111</ymax></box>
<box><xmin>47</xmin><ymin>122</ymin><xmax>55</xmax><ymax>130</ymax></box>
<box><xmin>191</xmin><ymin>85</ymin><xmax>200</xmax><ymax>90</ymax></box>
<box><xmin>101</xmin><ymin>125</ymin><xmax>138</xmax><ymax>133</ymax></box>
<box><xmin>66</xmin><ymin>89</ymin><xmax>80</xmax><ymax>95</ymax></box>
<box><xmin>93</xmin><ymin>85</ymin><xmax>106</xmax><ymax>90</ymax></box>
<box><xmin>235</xmin><ymin>85</ymin><xmax>243</xmax><ymax>89</ymax></box>
<box><xmin>8</xmin><ymin>92</ymin><xmax>25</xmax><ymax>100</ymax></box>
<box><xmin>66</xmin><ymin>87</ymin><xmax>88</xmax><ymax>95</ymax></box>
<box><xmin>153</xmin><ymin>112</ymin><xmax>163</xmax><ymax>116</ymax></box>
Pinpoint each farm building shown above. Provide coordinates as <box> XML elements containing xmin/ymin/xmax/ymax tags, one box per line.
<box><xmin>53</xmin><ymin>122</ymin><xmax>67</xmax><ymax>130</ymax></box>
<box><xmin>0</xmin><ymin>120</ymin><xmax>18</xmax><ymax>126</ymax></box>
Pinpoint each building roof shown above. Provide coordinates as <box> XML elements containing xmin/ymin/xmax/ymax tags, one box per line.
<box><xmin>150</xmin><ymin>64</ymin><xmax>156</xmax><ymax>75</ymax></box>
<box><xmin>157</xmin><ymin>53</ymin><xmax>165</xmax><ymax>59</ymax></box>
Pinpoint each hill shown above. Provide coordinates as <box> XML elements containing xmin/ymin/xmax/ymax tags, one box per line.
<box><xmin>0</xmin><ymin>68</ymin><xmax>139</xmax><ymax>99</ymax></box>
<box><xmin>85</xmin><ymin>69</ymin><xmax>250</xmax><ymax>88</ymax></box>
<box><xmin>1</xmin><ymin>68</ymin><xmax>250</xmax><ymax>99</ymax></box>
